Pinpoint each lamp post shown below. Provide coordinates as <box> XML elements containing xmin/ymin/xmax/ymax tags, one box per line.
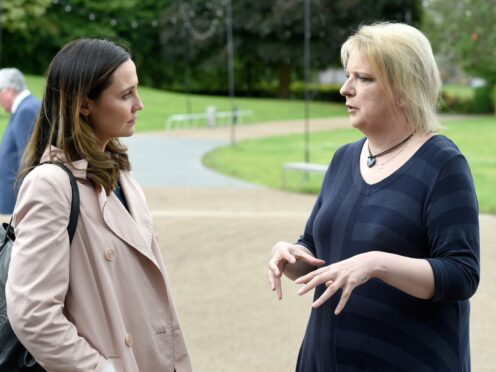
<box><xmin>180</xmin><ymin>1</ymin><xmax>222</xmax><ymax>127</ymax></box>
<box><xmin>303</xmin><ymin>0</ymin><xmax>311</xmax><ymax>164</ymax></box>
<box><xmin>0</xmin><ymin>0</ymin><xmax>3</xmax><ymax>67</ymax></box>
<box><xmin>226</xmin><ymin>0</ymin><xmax>236</xmax><ymax>145</ymax></box>
<box><xmin>183</xmin><ymin>23</ymin><xmax>193</xmax><ymax>122</ymax></box>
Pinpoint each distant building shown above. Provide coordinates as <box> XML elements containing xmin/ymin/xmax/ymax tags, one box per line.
<box><xmin>318</xmin><ymin>68</ymin><xmax>347</xmax><ymax>85</ymax></box>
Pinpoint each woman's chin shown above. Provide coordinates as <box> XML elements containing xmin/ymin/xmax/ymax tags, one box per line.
<box><xmin>122</xmin><ymin>126</ymin><xmax>136</xmax><ymax>137</ymax></box>
<box><xmin>350</xmin><ymin>119</ymin><xmax>362</xmax><ymax>130</ymax></box>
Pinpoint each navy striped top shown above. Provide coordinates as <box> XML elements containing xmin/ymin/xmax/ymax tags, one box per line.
<box><xmin>296</xmin><ymin>135</ymin><xmax>480</xmax><ymax>372</ymax></box>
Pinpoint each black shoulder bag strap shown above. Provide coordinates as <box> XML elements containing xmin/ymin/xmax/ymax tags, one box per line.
<box><xmin>1</xmin><ymin>161</ymin><xmax>80</xmax><ymax>250</ymax></box>
<box><xmin>41</xmin><ymin>161</ymin><xmax>80</xmax><ymax>242</ymax></box>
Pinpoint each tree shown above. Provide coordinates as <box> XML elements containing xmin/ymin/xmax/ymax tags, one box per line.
<box><xmin>2</xmin><ymin>0</ymin><xmax>423</xmax><ymax>97</ymax></box>
<box><xmin>423</xmin><ymin>0</ymin><xmax>496</xmax><ymax>112</ymax></box>
<box><xmin>1</xmin><ymin>0</ymin><xmax>171</xmax><ymax>87</ymax></box>
<box><xmin>423</xmin><ymin>0</ymin><xmax>496</xmax><ymax>85</ymax></box>
<box><xmin>0</xmin><ymin>0</ymin><xmax>52</xmax><ymax>32</ymax></box>
<box><xmin>159</xmin><ymin>0</ymin><xmax>422</xmax><ymax>98</ymax></box>
<box><xmin>232</xmin><ymin>0</ymin><xmax>422</xmax><ymax>98</ymax></box>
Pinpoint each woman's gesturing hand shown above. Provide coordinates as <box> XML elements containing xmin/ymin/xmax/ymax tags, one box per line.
<box><xmin>268</xmin><ymin>242</ymin><xmax>325</xmax><ymax>300</ymax></box>
<box><xmin>295</xmin><ymin>252</ymin><xmax>376</xmax><ymax>315</ymax></box>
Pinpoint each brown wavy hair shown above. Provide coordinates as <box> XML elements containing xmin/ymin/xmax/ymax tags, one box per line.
<box><xmin>20</xmin><ymin>38</ymin><xmax>132</xmax><ymax>194</ymax></box>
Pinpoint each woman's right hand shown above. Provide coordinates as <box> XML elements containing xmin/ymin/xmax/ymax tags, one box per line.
<box><xmin>268</xmin><ymin>241</ymin><xmax>325</xmax><ymax>300</ymax></box>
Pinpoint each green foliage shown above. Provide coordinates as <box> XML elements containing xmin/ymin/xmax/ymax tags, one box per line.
<box><xmin>290</xmin><ymin>82</ymin><xmax>344</xmax><ymax>103</ymax></box>
<box><xmin>0</xmin><ymin>0</ymin><xmax>51</xmax><ymax>32</ymax></box>
<box><xmin>2</xmin><ymin>0</ymin><xmax>422</xmax><ymax>98</ymax></box>
<box><xmin>423</xmin><ymin>0</ymin><xmax>496</xmax><ymax>86</ymax></box>
<box><xmin>439</xmin><ymin>94</ymin><xmax>473</xmax><ymax>114</ymax></box>
<box><xmin>204</xmin><ymin>117</ymin><xmax>496</xmax><ymax>213</ymax></box>
<box><xmin>442</xmin><ymin>84</ymin><xmax>474</xmax><ymax>99</ymax></box>
<box><xmin>471</xmin><ymin>86</ymin><xmax>494</xmax><ymax>114</ymax></box>
<box><xmin>440</xmin><ymin>85</ymin><xmax>494</xmax><ymax>114</ymax></box>
<box><xmin>1</xmin><ymin>0</ymin><xmax>171</xmax><ymax>87</ymax></box>
<box><xmin>159</xmin><ymin>0</ymin><xmax>422</xmax><ymax>97</ymax></box>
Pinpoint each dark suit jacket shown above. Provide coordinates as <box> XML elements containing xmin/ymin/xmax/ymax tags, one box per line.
<box><xmin>0</xmin><ymin>94</ymin><xmax>40</xmax><ymax>214</ymax></box>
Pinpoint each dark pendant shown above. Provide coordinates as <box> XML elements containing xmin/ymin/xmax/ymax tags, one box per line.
<box><xmin>367</xmin><ymin>157</ymin><xmax>376</xmax><ymax>168</ymax></box>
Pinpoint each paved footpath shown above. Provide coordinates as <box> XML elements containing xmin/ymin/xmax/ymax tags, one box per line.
<box><xmin>130</xmin><ymin>116</ymin><xmax>495</xmax><ymax>372</ymax></box>
<box><xmin>123</xmin><ymin>136</ymin><xmax>257</xmax><ymax>188</ymax></box>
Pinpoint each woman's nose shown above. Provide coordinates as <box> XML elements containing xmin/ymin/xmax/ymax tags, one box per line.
<box><xmin>134</xmin><ymin>95</ymin><xmax>144</xmax><ymax>111</ymax></box>
<box><xmin>340</xmin><ymin>79</ymin><xmax>354</xmax><ymax>97</ymax></box>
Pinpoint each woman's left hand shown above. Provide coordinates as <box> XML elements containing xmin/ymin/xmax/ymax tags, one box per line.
<box><xmin>295</xmin><ymin>252</ymin><xmax>377</xmax><ymax>315</ymax></box>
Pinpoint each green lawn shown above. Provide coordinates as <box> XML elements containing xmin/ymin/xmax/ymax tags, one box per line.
<box><xmin>442</xmin><ymin>84</ymin><xmax>474</xmax><ymax>99</ymax></box>
<box><xmin>203</xmin><ymin>116</ymin><xmax>496</xmax><ymax>214</ymax></box>
<box><xmin>0</xmin><ymin>74</ymin><xmax>346</xmax><ymax>136</ymax></box>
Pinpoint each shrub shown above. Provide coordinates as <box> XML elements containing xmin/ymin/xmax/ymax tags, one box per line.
<box><xmin>439</xmin><ymin>85</ymin><xmax>494</xmax><ymax>114</ymax></box>
<box><xmin>439</xmin><ymin>93</ymin><xmax>473</xmax><ymax>114</ymax></box>
<box><xmin>471</xmin><ymin>85</ymin><xmax>494</xmax><ymax>113</ymax></box>
<box><xmin>290</xmin><ymin>82</ymin><xmax>344</xmax><ymax>103</ymax></box>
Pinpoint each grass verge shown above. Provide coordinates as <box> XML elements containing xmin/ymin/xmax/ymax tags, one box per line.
<box><xmin>203</xmin><ymin>116</ymin><xmax>496</xmax><ymax>214</ymax></box>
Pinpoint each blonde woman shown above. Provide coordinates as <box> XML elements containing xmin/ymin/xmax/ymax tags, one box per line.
<box><xmin>268</xmin><ymin>23</ymin><xmax>479</xmax><ymax>371</ymax></box>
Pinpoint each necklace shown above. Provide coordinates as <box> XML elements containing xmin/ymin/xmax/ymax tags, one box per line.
<box><xmin>377</xmin><ymin>139</ymin><xmax>410</xmax><ymax>169</ymax></box>
<box><xmin>367</xmin><ymin>133</ymin><xmax>413</xmax><ymax>168</ymax></box>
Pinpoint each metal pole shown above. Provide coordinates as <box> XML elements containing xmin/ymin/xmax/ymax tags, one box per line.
<box><xmin>184</xmin><ymin>27</ymin><xmax>192</xmax><ymax>124</ymax></box>
<box><xmin>226</xmin><ymin>0</ymin><xmax>236</xmax><ymax>145</ymax></box>
<box><xmin>0</xmin><ymin>0</ymin><xmax>3</xmax><ymax>67</ymax></box>
<box><xmin>303</xmin><ymin>0</ymin><xmax>311</xmax><ymax>164</ymax></box>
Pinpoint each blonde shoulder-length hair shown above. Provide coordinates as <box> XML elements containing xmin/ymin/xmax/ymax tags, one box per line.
<box><xmin>341</xmin><ymin>22</ymin><xmax>442</xmax><ymax>134</ymax></box>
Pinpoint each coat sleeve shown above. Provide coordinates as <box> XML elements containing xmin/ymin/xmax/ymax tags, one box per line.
<box><xmin>6</xmin><ymin>166</ymin><xmax>109</xmax><ymax>372</ymax></box>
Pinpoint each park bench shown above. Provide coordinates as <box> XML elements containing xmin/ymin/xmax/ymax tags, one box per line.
<box><xmin>165</xmin><ymin>107</ymin><xmax>253</xmax><ymax>130</ymax></box>
<box><xmin>282</xmin><ymin>162</ymin><xmax>328</xmax><ymax>188</ymax></box>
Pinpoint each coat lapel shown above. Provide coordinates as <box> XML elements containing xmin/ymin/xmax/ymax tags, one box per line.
<box><xmin>40</xmin><ymin>146</ymin><xmax>160</xmax><ymax>270</ymax></box>
<box><xmin>97</xmin><ymin>173</ymin><xmax>159</xmax><ymax>270</ymax></box>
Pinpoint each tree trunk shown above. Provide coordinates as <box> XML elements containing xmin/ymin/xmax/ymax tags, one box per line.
<box><xmin>245</xmin><ymin>62</ymin><xmax>253</xmax><ymax>96</ymax></box>
<box><xmin>278</xmin><ymin>62</ymin><xmax>291</xmax><ymax>99</ymax></box>
<box><xmin>494</xmin><ymin>84</ymin><xmax>496</xmax><ymax>115</ymax></box>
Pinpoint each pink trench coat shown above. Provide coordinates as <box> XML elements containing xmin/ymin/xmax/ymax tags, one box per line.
<box><xmin>6</xmin><ymin>147</ymin><xmax>192</xmax><ymax>372</ymax></box>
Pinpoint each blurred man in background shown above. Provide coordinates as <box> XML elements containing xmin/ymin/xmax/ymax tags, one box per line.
<box><xmin>0</xmin><ymin>68</ymin><xmax>40</xmax><ymax>214</ymax></box>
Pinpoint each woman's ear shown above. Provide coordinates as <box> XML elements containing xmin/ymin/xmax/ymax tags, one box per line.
<box><xmin>80</xmin><ymin>98</ymin><xmax>92</xmax><ymax>117</ymax></box>
<box><xmin>396</xmin><ymin>95</ymin><xmax>406</xmax><ymax>108</ymax></box>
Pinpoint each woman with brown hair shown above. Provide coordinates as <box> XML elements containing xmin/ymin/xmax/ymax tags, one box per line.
<box><xmin>6</xmin><ymin>39</ymin><xmax>191</xmax><ymax>371</ymax></box>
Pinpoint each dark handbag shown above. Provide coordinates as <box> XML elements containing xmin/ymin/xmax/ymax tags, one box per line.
<box><xmin>0</xmin><ymin>162</ymin><xmax>80</xmax><ymax>371</ymax></box>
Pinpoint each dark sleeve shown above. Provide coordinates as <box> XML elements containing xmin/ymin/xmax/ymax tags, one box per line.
<box><xmin>12</xmin><ymin>105</ymin><xmax>38</xmax><ymax>159</ymax></box>
<box><xmin>425</xmin><ymin>155</ymin><xmax>480</xmax><ymax>302</ymax></box>
<box><xmin>296</xmin><ymin>191</ymin><xmax>323</xmax><ymax>256</ymax></box>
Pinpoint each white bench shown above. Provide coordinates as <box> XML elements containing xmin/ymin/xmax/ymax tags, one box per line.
<box><xmin>165</xmin><ymin>109</ymin><xmax>253</xmax><ymax>130</ymax></box>
<box><xmin>282</xmin><ymin>162</ymin><xmax>328</xmax><ymax>187</ymax></box>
